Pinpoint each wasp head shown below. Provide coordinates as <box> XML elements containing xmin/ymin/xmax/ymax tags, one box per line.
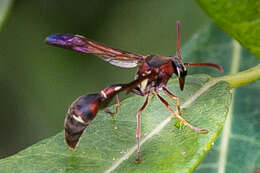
<box><xmin>171</xmin><ymin>56</ymin><xmax>187</xmax><ymax>91</ymax></box>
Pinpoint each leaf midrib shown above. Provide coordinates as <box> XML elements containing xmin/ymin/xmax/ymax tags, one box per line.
<box><xmin>218</xmin><ymin>39</ymin><xmax>241</xmax><ymax>173</ymax></box>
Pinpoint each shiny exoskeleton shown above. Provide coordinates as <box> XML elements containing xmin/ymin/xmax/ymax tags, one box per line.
<box><xmin>133</xmin><ymin>55</ymin><xmax>187</xmax><ymax>96</ymax></box>
<box><xmin>46</xmin><ymin>21</ymin><xmax>223</xmax><ymax>162</ymax></box>
<box><xmin>65</xmin><ymin>94</ymin><xmax>100</xmax><ymax>149</ymax></box>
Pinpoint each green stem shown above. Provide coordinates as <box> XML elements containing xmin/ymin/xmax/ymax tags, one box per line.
<box><xmin>216</xmin><ymin>65</ymin><xmax>260</xmax><ymax>88</ymax></box>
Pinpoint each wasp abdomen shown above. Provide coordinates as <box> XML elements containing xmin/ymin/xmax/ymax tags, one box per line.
<box><xmin>64</xmin><ymin>94</ymin><xmax>100</xmax><ymax>149</ymax></box>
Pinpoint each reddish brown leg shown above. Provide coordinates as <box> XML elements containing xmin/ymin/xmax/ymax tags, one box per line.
<box><xmin>155</xmin><ymin>91</ymin><xmax>208</xmax><ymax>133</ymax></box>
<box><xmin>162</xmin><ymin>86</ymin><xmax>181</xmax><ymax>115</ymax></box>
<box><xmin>136</xmin><ymin>93</ymin><xmax>150</xmax><ymax>163</ymax></box>
<box><xmin>105</xmin><ymin>94</ymin><xmax>120</xmax><ymax>114</ymax></box>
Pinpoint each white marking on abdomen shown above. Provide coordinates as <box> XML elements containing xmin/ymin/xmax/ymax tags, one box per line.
<box><xmin>72</xmin><ymin>114</ymin><xmax>85</xmax><ymax>124</ymax></box>
<box><xmin>101</xmin><ymin>90</ymin><xmax>107</xmax><ymax>98</ymax></box>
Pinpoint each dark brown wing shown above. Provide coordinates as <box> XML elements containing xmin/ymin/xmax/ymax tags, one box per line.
<box><xmin>46</xmin><ymin>34</ymin><xmax>146</xmax><ymax>68</ymax></box>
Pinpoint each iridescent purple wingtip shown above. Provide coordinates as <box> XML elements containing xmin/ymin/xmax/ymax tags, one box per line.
<box><xmin>45</xmin><ymin>34</ymin><xmax>75</xmax><ymax>47</ymax></box>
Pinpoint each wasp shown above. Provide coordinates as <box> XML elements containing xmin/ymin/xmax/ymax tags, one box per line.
<box><xmin>46</xmin><ymin>21</ymin><xmax>223</xmax><ymax>162</ymax></box>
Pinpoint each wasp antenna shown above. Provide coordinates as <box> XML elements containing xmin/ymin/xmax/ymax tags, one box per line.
<box><xmin>184</xmin><ymin>62</ymin><xmax>224</xmax><ymax>72</ymax></box>
<box><xmin>176</xmin><ymin>21</ymin><xmax>182</xmax><ymax>60</ymax></box>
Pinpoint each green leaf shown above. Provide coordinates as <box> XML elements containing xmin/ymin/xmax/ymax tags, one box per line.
<box><xmin>196</xmin><ymin>0</ymin><xmax>260</xmax><ymax>59</ymax></box>
<box><xmin>0</xmin><ymin>0</ymin><xmax>13</xmax><ymax>31</ymax></box>
<box><xmin>195</xmin><ymin>81</ymin><xmax>260</xmax><ymax>173</ymax></box>
<box><xmin>180</xmin><ymin>24</ymin><xmax>260</xmax><ymax>172</ymax></box>
<box><xmin>0</xmin><ymin>75</ymin><xmax>231</xmax><ymax>173</ymax></box>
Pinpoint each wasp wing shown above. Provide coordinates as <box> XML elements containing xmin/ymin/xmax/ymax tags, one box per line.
<box><xmin>46</xmin><ymin>34</ymin><xmax>146</xmax><ymax>68</ymax></box>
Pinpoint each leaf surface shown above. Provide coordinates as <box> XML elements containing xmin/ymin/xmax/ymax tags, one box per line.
<box><xmin>196</xmin><ymin>0</ymin><xmax>260</xmax><ymax>59</ymax></box>
<box><xmin>0</xmin><ymin>75</ymin><xmax>231</xmax><ymax>173</ymax></box>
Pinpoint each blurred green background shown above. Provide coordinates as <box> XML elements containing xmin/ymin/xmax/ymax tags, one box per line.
<box><xmin>0</xmin><ymin>0</ymin><xmax>210</xmax><ymax>158</ymax></box>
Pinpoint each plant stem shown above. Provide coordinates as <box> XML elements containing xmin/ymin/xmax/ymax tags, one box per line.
<box><xmin>216</xmin><ymin>64</ymin><xmax>260</xmax><ymax>88</ymax></box>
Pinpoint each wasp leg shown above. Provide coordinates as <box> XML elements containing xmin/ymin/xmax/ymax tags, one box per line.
<box><xmin>155</xmin><ymin>91</ymin><xmax>208</xmax><ymax>134</ymax></box>
<box><xmin>162</xmin><ymin>86</ymin><xmax>181</xmax><ymax>115</ymax></box>
<box><xmin>105</xmin><ymin>94</ymin><xmax>120</xmax><ymax>115</ymax></box>
<box><xmin>135</xmin><ymin>92</ymin><xmax>150</xmax><ymax>163</ymax></box>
